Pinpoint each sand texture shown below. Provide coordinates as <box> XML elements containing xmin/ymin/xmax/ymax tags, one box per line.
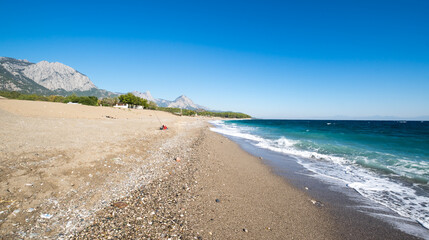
<box><xmin>0</xmin><ymin>99</ymin><xmax>203</xmax><ymax>238</ymax></box>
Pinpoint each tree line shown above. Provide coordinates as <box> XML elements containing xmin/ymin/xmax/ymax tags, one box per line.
<box><xmin>0</xmin><ymin>91</ymin><xmax>251</xmax><ymax>118</ymax></box>
<box><xmin>157</xmin><ymin>107</ymin><xmax>251</xmax><ymax>118</ymax></box>
<box><xmin>0</xmin><ymin>91</ymin><xmax>152</xmax><ymax>108</ymax></box>
<box><xmin>0</xmin><ymin>91</ymin><xmax>99</xmax><ymax>106</ymax></box>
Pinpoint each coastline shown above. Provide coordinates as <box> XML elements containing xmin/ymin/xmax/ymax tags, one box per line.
<box><xmin>0</xmin><ymin>99</ymin><xmax>424</xmax><ymax>239</ymax></box>
<box><xmin>225</xmin><ymin>133</ymin><xmax>426</xmax><ymax>239</ymax></box>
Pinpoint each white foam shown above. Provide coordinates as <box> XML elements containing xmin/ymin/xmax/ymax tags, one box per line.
<box><xmin>209</xmin><ymin>120</ymin><xmax>429</xmax><ymax>230</ymax></box>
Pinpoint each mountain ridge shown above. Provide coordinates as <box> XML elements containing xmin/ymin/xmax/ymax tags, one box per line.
<box><xmin>1</xmin><ymin>57</ymin><xmax>209</xmax><ymax>110</ymax></box>
<box><xmin>132</xmin><ymin>91</ymin><xmax>208</xmax><ymax>110</ymax></box>
<box><xmin>0</xmin><ymin>57</ymin><xmax>116</xmax><ymax>98</ymax></box>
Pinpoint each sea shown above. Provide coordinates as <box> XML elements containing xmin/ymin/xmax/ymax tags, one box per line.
<box><xmin>210</xmin><ymin>119</ymin><xmax>429</xmax><ymax>232</ymax></box>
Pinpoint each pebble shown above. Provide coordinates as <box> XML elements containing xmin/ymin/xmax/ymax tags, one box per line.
<box><xmin>310</xmin><ymin>199</ymin><xmax>324</xmax><ymax>207</ymax></box>
<box><xmin>112</xmin><ymin>202</ymin><xmax>128</xmax><ymax>208</ymax></box>
<box><xmin>40</xmin><ymin>213</ymin><xmax>53</xmax><ymax>219</ymax></box>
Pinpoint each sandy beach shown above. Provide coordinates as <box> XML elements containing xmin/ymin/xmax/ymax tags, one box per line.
<box><xmin>0</xmin><ymin>99</ymin><xmax>203</xmax><ymax>238</ymax></box>
<box><xmin>0</xmin><ymin>99</ymin><xmax>422</xmax><ymax>239</ymax></box>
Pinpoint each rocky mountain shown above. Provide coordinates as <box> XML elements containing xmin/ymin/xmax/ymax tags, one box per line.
<box><xmin>0</xmin><ymin>57</ymin><xmax>52</xmax><ymax>95</ymax></box>
<box><xmin>168</xmin><ymin>95</ymin><xmax>201</xmax><ymax>109</ymax></box>
<box><xmin>132</xmin><ymin>91</ymin><xmax>207</xmax><ymax>110</ymax></box>
<box><xmin>0</xmin><ymin>57</ymin><xmax>117</xmax><ymax>97</ymax></box>
<box><xmin>132</xmin><ymin>91</ymin><xmax>156</xmax><ymax>102</ymax></box>
<box><xmin>1</xmin><ymin>57</ymin><xmax>208</xmax><ymax>109</ymax></box>
<box><xmin>22</xmin><ymin>61</ymin><xmax>95</xmax><ymax>91</ymax></box>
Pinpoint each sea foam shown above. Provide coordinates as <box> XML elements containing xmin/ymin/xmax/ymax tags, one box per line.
<box><xmin>210</xmin><ymin>120</ymin><xmax>429</xmax><ymax>230</ymax></box>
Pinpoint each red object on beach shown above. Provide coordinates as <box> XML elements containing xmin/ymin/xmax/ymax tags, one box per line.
<box><xmin>160</xmin><ymin>125</ymin><xmax>168</xmax><ymax>130</ymax></box>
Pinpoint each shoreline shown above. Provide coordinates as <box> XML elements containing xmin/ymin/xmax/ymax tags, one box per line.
<box><xmin>226</xmin><ymin>133</ymin><xmax>426</xmax><ymax>239</ymax></box>
<box><xmin>74</xmin><ymin>125</ymin><xmax>338</xmax><ymax>239</ymax></box>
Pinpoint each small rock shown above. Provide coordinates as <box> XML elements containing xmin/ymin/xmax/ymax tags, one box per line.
<box><xmin>243</xmin><ymin>228</ymin><xmax>248</xmax><ymax>232</ymax></box>
<box><xmin>175</xmin><ymin>157</ymin><xmax>181</xmax><ymax>162</ymax></box>
<box><xmin>40</xmin><ymin>213</ymin><xmax>53</xmax><ymax>219</ymax></box>
<box><xmin>112</xmin><ymin>202</ymin><xmax>128</xmax><ymax>208</ymax></box>
<box><xmin>27</xmin><ymin>208</ymin><xmax>35</xmax><ymax>213</ymax></box>
<box><xmin>310</xmin><ymin>199</ymin><xmax>324</xmax><ymax>207</ymax></box>
<box><xmin>215</xmin><ymin>199</ymin><xmax>220</xmax><ymax>203</ymax></box>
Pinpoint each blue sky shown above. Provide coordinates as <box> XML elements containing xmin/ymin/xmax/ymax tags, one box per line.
<box><xmin>1</xmin><ymin>0</ymin><xmax>428</xmax><ymax>119</ymax></box>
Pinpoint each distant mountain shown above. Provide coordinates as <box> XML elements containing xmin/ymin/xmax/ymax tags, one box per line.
<box><xmin>1</xmin><ymin>57</ymin><xmax>209</xmax><ymax>109</ymax></box>
<box><xmin>22</xmin><ymin>60</ymin><xmax>95</xmax><ymax>91</ymax></box>
<box><xmin>0</xmin><ymin>57</ymin><xmax>117</xmax><ymax>98</ymax></box>
<box><xmin>132</xmin><ymin>91</ymin><xmax>208</xmax><ymax>110</ymax></box>
<box><xmin>132</xmin><ymin>91</ymin><xmax>156</xmax><ymax>102</ymax></box>
<box><xmin>168</xmin><ymin>95</ymin><xmax>201</xmax><ymax>109</ymax></box>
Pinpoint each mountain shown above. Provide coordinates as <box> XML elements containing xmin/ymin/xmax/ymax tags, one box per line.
<box><xmin>168</xmin><ymin>95</ymin><xmax>201</xmax><ymax>109</ymax></box>
<box><xmin>0</xmin><ymin>57</ymin><xmax>117</xmax><ymax>98</ymax></box>
<box><xmin>22</xmin><ymin>60</ymin><xmax>95</xmax><ymax>91</ymax></box>
<box><xmin>0</xmin><ymin>57</ymin><xmax>52</xmax><ymax>95</ymax></box>
<box><xmin>132</xmin><ymin>91</ymin><xmax>208</xmax><ymax>110</ymax></box>
<box><xmin>1</xmin><ymin>57</ymin><xmax>208</xmax><ymax>109</ymax></box>
<box><xmin>132</xmin><ymin>91</ymin><xmax>156</xmax><ymax>102</ymax></box>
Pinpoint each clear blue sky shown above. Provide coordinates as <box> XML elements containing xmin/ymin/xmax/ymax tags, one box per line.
<box><xmin>1</xmin><ymin>0</ymin><xmax>428</xmax><ymax>119</ymax></box>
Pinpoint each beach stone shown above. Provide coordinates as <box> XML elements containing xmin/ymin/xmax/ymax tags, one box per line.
<box><xmin>310</xmin><ymin>199</ymin><xmax>324</xmax><ymax>207</ymax></box>
<box><xmin>243</xmin><ymin>228</ymin><xmax>248</xmax><ymax>232</ymax></box>
<box><xmin>112</xmin><ymin>202</ymin><xmax>128</xmax><ymax>208</ymax></box>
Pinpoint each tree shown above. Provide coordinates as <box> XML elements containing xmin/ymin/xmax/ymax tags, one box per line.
<box><xmin>147</xmin><ymin>101</ymin><xmax>158</xmax><ymax>110</ymax></box>
<box><xmin>118</xmin><ymin>93</ymin><xmax>148</xmax><ymax>108</ymax></box>
<box><xmin>100</xmin><ymin>97</ymin><xmax>119</xmax><ymax>106</ymax></box>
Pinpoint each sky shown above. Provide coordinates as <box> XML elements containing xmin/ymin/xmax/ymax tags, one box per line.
<box><xmin>1</xmin><ymin>0</ymin><xmax>428</xmax><ymax>119</ymax></box>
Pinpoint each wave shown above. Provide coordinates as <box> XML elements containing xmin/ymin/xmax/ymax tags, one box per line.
<box><xmin>210</xmin><ymin>120</ymin><xmax>429</xmax><ymax>229</ymax></box>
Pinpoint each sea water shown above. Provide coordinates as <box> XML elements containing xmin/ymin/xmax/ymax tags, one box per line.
<box><xmin>210</xmin><ymin>119</ymin><xmax>429</xmax><ymax>229</ymax></box>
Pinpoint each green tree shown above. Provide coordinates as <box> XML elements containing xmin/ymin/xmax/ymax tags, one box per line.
<box><xmin>118</xmin><ymin>93</ymin><xmax>148</xmax><ymax>108</ymax></box>
<box><xmin>147</xmin><ymin>101</ymin><xmax>158</xmax><ymax>110</ymax></box>
<box><xmin>100</xmin><ymin>97</ymin><xmax>119</xmax><ymax>106</ymax></box>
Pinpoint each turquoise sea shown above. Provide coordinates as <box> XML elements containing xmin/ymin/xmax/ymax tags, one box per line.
<box><xmin>210</xmin><ymin>119</ymin><xmax>429</xmax><ymax>229</ymax></box>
